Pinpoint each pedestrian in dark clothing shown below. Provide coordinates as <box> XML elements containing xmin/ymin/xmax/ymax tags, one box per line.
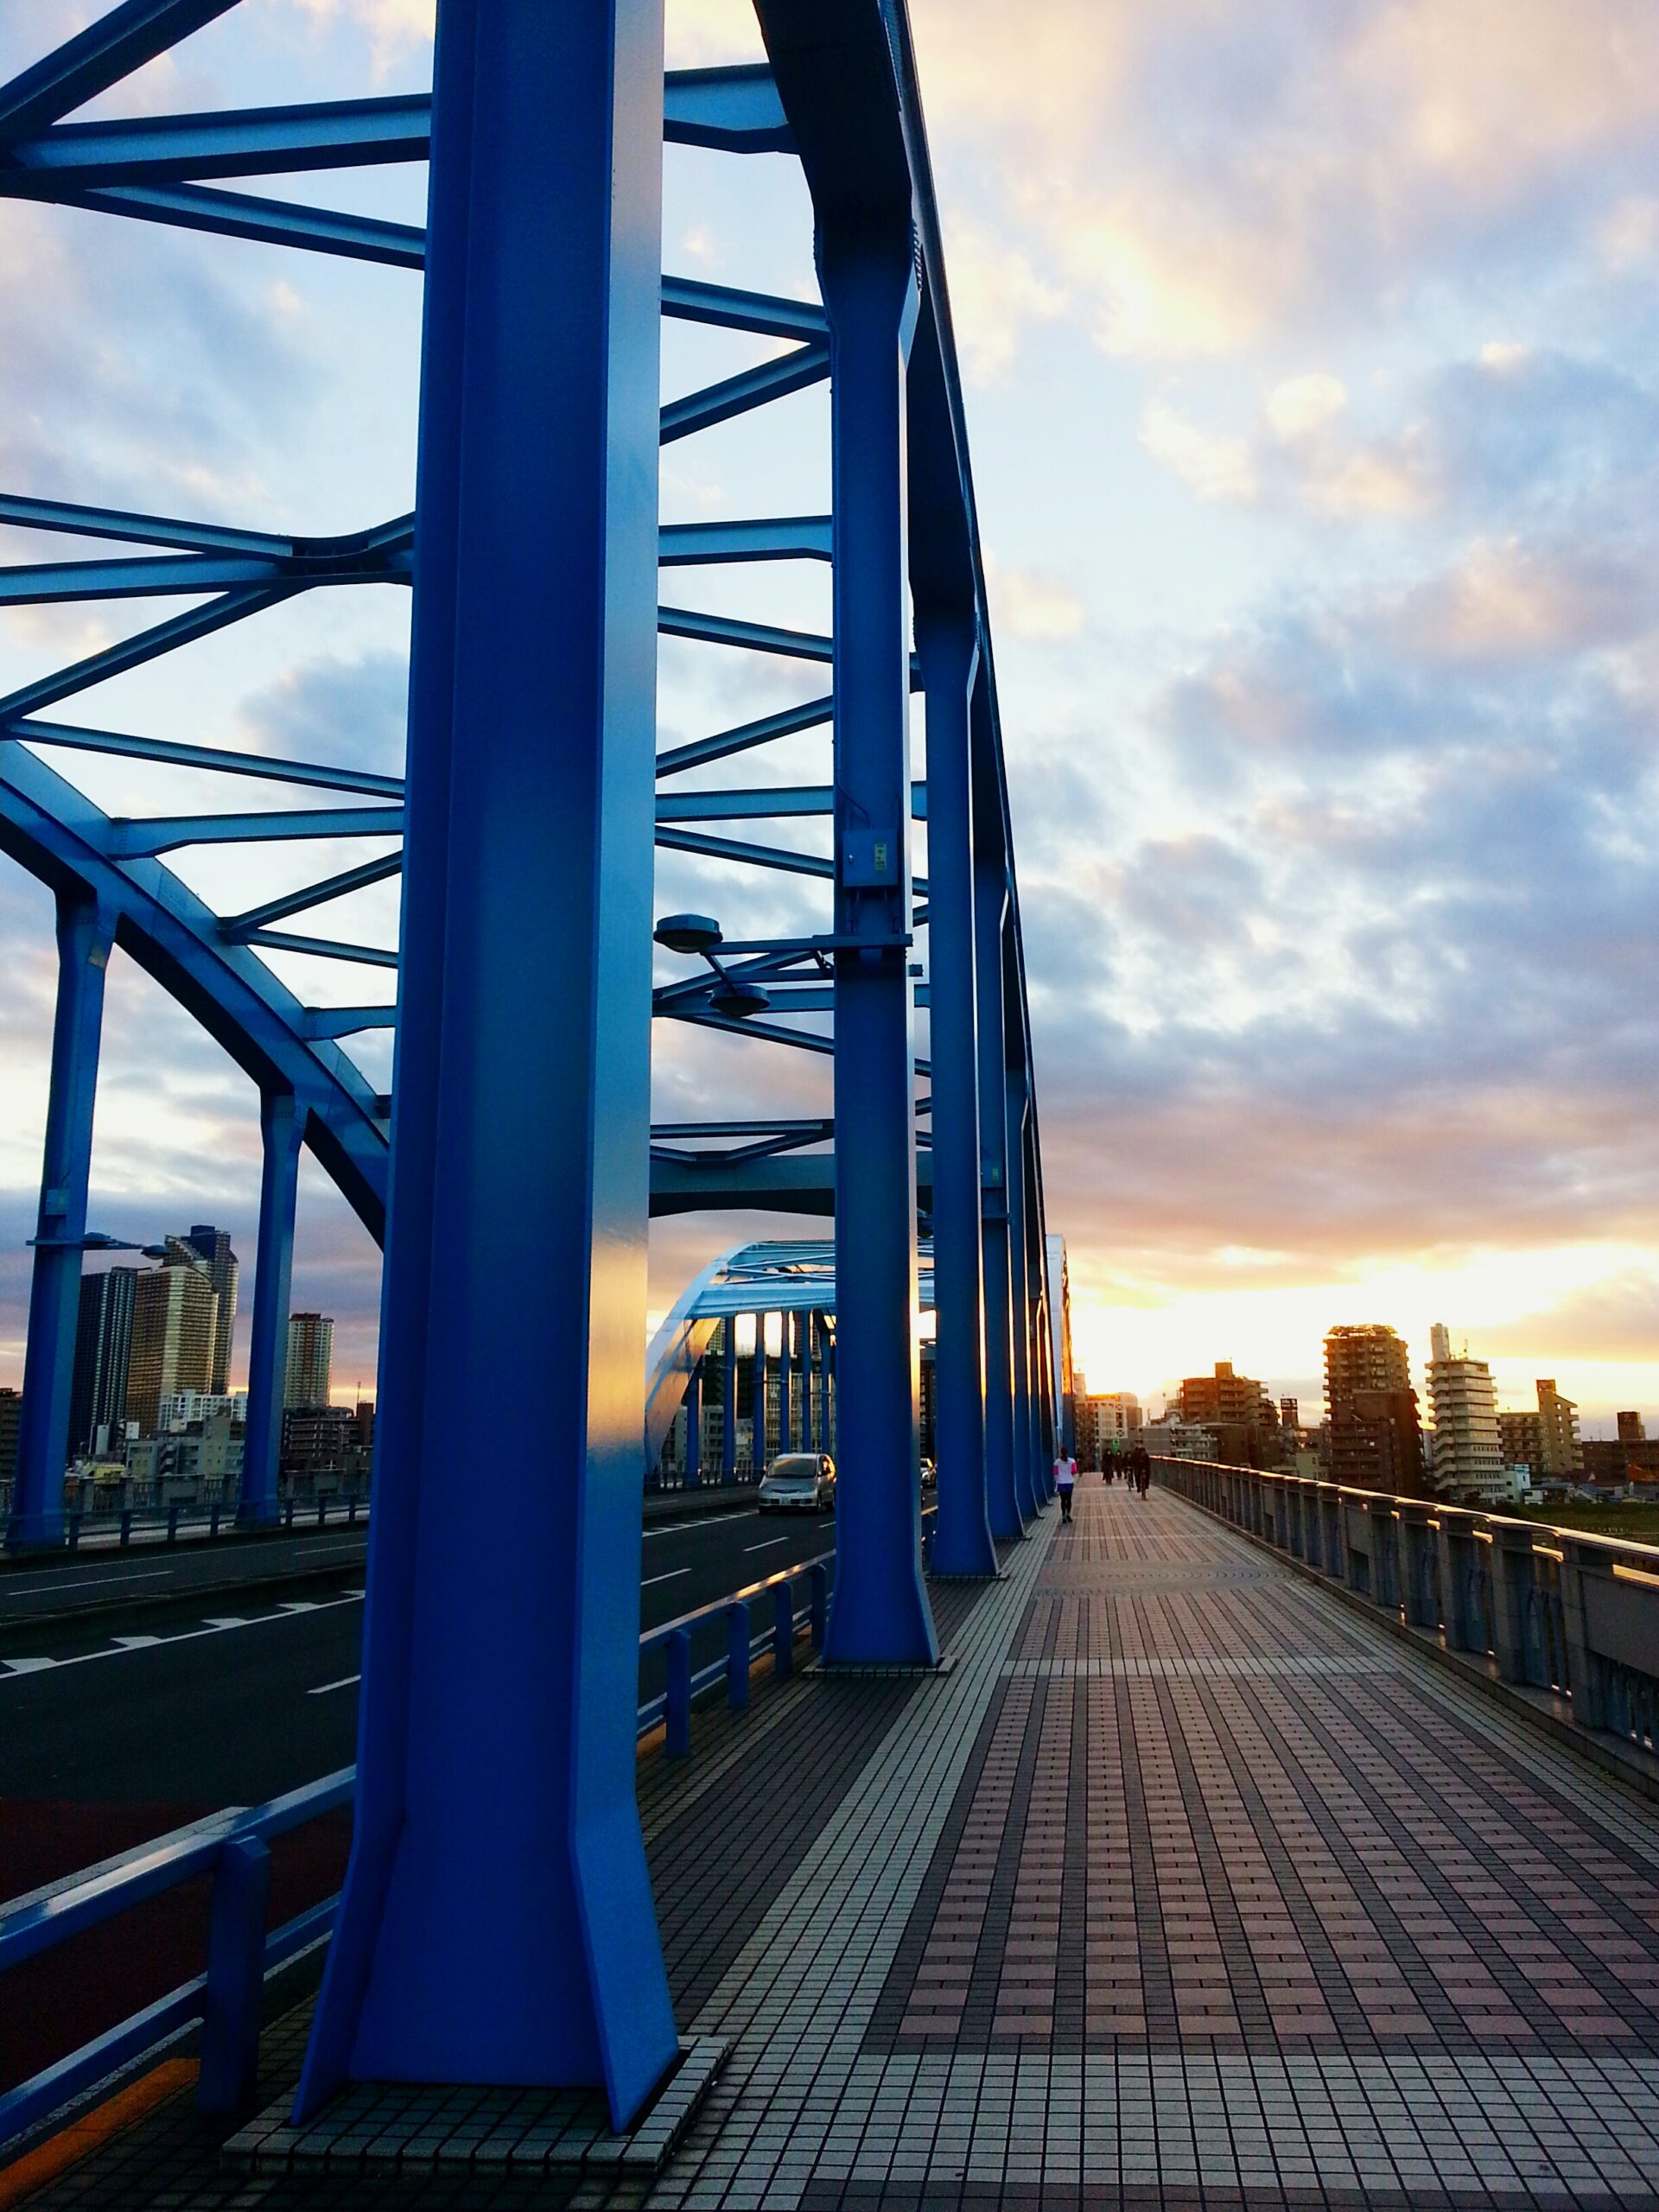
<box><xmin>1130</xmin><ymin>1442</ymin><xmax>1151</xmax><ymax>1497</ymax></box>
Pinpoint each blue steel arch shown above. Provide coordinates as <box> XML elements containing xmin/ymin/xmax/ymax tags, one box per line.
<box><xmin>0</xmin><ymin>0</ymin><xmax>1058</xmax><ymax>2131</ymax></box>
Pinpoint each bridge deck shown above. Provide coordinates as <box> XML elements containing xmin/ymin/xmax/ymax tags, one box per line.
<box><xmin>15</xmin><ymin>1487</ymin><xmax>1659</xmax><ymax>2209</ymax></box>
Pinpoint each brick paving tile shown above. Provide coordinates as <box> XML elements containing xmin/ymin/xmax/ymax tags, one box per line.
<box><xmin>9</xmin><ymin>1489</ymin><xmax>1659</xmax><ymax>2210</ymax></box>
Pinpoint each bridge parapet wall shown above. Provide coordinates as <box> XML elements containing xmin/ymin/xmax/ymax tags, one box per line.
<box><xmin>1149</xmin><ymin>1454</ymin><xmax>1659</xmax><ymax>1777</ymax></box>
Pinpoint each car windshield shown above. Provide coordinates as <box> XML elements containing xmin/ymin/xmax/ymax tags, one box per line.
<box><xmin>768</xmin><ymin>1457</ymin><xmax>819</xmax><ymax>1484</ymax></box>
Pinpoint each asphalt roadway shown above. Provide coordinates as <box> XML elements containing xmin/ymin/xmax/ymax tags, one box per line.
<box><xmin>0</xmin><ymin>1499</ymin><xmax>838</xmax><ymax>1903</ymax></box>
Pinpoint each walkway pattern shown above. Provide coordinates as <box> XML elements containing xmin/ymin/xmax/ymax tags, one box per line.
<box><xmin>14</xmin><ymin>1487</ymin><xmax>1659</xmax><ymax>2210</ymax></box>
<box><xmin>659</xmin><ymin>1488</ymin><xmax>1659</xmax><ymax>2209</ymax></box>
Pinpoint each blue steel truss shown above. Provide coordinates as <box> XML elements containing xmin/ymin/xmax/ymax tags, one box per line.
<box><xmin>0</xmin><ymin>0</ymin><xmax>1057</xmax><ymax>2131</ymax></box>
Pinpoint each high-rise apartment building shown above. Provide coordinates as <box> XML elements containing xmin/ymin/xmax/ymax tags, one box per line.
<box><xmin>69</xmin><ymin>1264</ymin><xmax>138</xmax><ymax>1456</ymax></box>
<box><xmin>181</xmin><ymin>1224</ymin><xmax>239</xmax><ymax>1395</ymax></box>
<box><xmin>1618</xmin><ymin>1411</ymin><xmax>1648</xmax><ymax>1446</ymax></box>
<box><xmin>1325</xmin><ymin>1325</ymin><xmax>1425</xmax><ymax>1495</ymax></box>
<box><xmin>1425</xmin><ymin>1324</ymin><xmax>1505</xmax><ymax>1501</ymax></box>
<box><xmin>1325</xmin><ymin>1323</ymin><xmax>1411</xmax><ymax>1402</ymax></box>
<box><xmin>1497</xmin><ymin>1411</ymin><xmax>1542</xmax><ymax>1480</ymax></box>
<box><xmin>1280</xmin><ymin>1396</ymin><xmax>1300</xmax><ymax>1433</ymax></box>
<box><xmin>126</xmin><ymin>1261</ymin><xmax>219</xmax><ymax>1435</ymax></box>
<box><xmin>1535</xmin><ymin>1379</ymin><xmax>1582</xmax><ymax>1477</ymax></box>
<box><xmin>284</xmin><ymin>1313</ymin><xmax>334</xmax><ymax>1409</ymax></box>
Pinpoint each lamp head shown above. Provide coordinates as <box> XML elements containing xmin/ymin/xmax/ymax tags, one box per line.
<box><xmin>653</xmin><ymin>912</ymin><xmax>723</xmax><ymax>956</ymax></box>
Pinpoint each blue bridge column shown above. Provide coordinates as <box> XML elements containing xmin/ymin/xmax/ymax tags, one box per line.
<box><xmin>919</xmin><ymin>611</ymin><xmax>995</xmax><ymax>1576</ymax></box>
<box><xmin>821</xmin><ymin>213</ymin><xmax>938</xmax><ymax>1668</ymax></box>
<box><xmin>721</xmin><ymin>1319</ymin><xmax>738</xmax><ymax>1484</ymax></box>
<box><xmin>778</xmin><ymin>1310</ymin><xmax>792</xmax><ymax>1452</ymax></box>
<box><xmin>811</xmin><ymin>1315</ymin><xmax>827</xmax><ymax>1451</ymax></box>
<box><xmin>975</xmin><ymin>861</ymin><xmax>1024</xmax><ymax>1538</ymax></box>
<box><xmin>752</xmin><ymin>1313</ymin><xmax>768</xmax><ymax>1474</ymax></box>
<box><xmin>1025</xmin><ymin>1141</ymin><xmax>1053</xmax><ymax>1497</ymax></box>
<box><xmin>296</xmin><ymin>0</ymin><xmax>676</xmax><ymax>2133</ymax></box>
<box><xmin>9</xmin><ymin>890</ymin><xmax>114</xmax><ymax>1551</ymax></box>
<box><xmin>238</xmin><ymin>1088</ymin><xmax>301</xmax><ymax>1528</ymax></box>
<box><xmin>1005</xmin><ymin>1079</ymin><xmax>1042</xmax><ymax>1519</ymax></box>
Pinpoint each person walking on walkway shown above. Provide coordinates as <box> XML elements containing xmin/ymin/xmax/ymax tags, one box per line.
<box><xmin>1130</xmin><ymin>1441</ymin><xmax>1151</xmax><ymax>1497</ymax></box>
<box><xmin>1054</xmin><ymin>1449</ymin><xmax>1077</xmax><ymax>1522</ymax></box>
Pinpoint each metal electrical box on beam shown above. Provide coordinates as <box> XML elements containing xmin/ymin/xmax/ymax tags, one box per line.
<box><xmin>842</xmin><ymin>830</ymin><xmax>899</xmax><ymax>887</ymax></box>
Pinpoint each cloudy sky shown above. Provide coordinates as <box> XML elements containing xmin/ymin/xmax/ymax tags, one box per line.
<box><xmin>1</xmin><ymin>0</ymin><xmax>1656</xmax><ymax>1429</ymax></box>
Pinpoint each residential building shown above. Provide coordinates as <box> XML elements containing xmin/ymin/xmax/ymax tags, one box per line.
<box><xmin>1618</xmin><ymin>1411</ymin><xmax>1647</xmax><ymax>1446</ymax></box>
<box><xmin>68</xmin><ymin>1265</ymin><xmax>138</xmax><ymax>1458</ymax></box>
<box><xmin>1179</xmin><ymin>1361</ymin><xmax>1266</xmax><ymax>1429</ymax></box>
<box><xmin>1178</xmin><ymin>1362</ymin><xmax>1278</xmax><ymax>1465</ymax></box>
<box><xmin>1497</xmin><ymin>1411</ymin><xmax>1543</xmax><ymax>1482</ymax></box>
<box><xmin>284</xmin><ymin>1313</ymin><xmax>334</xmax><ymax>1409</ymax></box>
<box><xmin>127</xmin><ymin>1406</ymin><xmax>244</xmax><ymax>1503</ymax></box>
<box><xmin>156</xmin><ymin>1390</ymin><xmax>248</xmax><ymax>1431</ymax></box>
<box><xmin>1325</xmin><ymin>1325</ymin><xmax>1424</xmax><ymax>1495</ymax></box>
<box><xmin>1280</xmin><ymin>1396</ymin><xmax>1300</xmax><ymax>1435</ymax></box>
<box><xmin>281</xmin><ymin>1399</ymin><xmax>374</xmax><ymax>1491</ymax></box>
<box><xmin>125</xmin><ymin>1259</ymin><xmax>219</xmax><ymax>1436</ymax></box>
<box><xmin>1141</xmin><ymin>1414</ymin><xmax>1214</xmax><ymax>1461</ymax></box>
<box><xmin>1074</xmin><ymin>1389</ymin><xmax>1141</xmax><ymax>1467</ymax></box>
<box><xmin>0</xmin><ymin>1385</ymin><xmax>19</xmax><ymax>1491</ymax></box>
<box><xmin>1329</xmin><ymin>1390</ymin><xmax>1427</xmax><ymax>1493</ymax></box>
<box><xmin>1582</xmin><ymin>1437</ymin><xmax>1659</xmax><ymax>1485</ymax></box>
<box><xmin>1536</xmin><ymin>1379</ymin><xmax>1583</xmax><ymax>1478</ymax></box>
<box><xmin>1425</xmin><ymin>1324</ymin><xmax>1506</xmax><ymax>1502</ymax></box>
<box><xmin>1325</xmin><ymin>1323</ymin><xmax>1412</xmax><ymax>1402</ymax></box>
<box><xmin>180</xmin><ymin>1224</ymin><xmax>239</xmax><ymax>1395</ymax></box>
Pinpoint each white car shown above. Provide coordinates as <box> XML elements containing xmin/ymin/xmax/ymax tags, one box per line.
<box><xmin>758</xmin><ymin>1452</ymin><xmax>836</xmax><ymax>1513</ymax></box>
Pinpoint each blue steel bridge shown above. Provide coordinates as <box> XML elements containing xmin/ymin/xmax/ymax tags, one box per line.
<box><xmin>3</xmin><ymin>5</ymin><xmax>1659</xmax><ymax>2209</ymax></box>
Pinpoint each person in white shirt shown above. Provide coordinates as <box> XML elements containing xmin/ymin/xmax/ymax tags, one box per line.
<box><xmin>1053</xmin><ymin>1451</ymin><xmax>1077</xmax><ymax>1522</ymax></box>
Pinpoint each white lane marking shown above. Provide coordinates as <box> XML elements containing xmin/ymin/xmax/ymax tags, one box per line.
<box><xmin>307</xmin><ymin>1672</ymin><xmax>361</xmax><ymax>1697</ymax></box>
<box><xmin>111</xmin><ymin>1634</ymin><xmax>162</xmax><ymax>1649</ymax></box>
<box><xmin>0</xmin><ymin>1592</ymin><xmax>365</xmax><ymax>1683</ymax></box>
<box><xmin>642</xmin><ymin>1568</ymin><xmax>691</xmax><ymax>1589</ymax></box>
<box><xmin>1</xmin><ymin>1567</ymin><xmax>174</xmax><ymax>1597</ymax></box>
<box><xmin>744</xmin><ymin>1536</ymin><xmax>791</xmax><ymax>1555</ymax></box>
<box><xmin>642</xmin><ymin>1510</ymin><xmax>752</xmax><ymax>1538</ymax></box>
<box><xmin>277</xmin><ymin>1600</ymin><xmax>321</xmax><ymax>1613</ymax></box>
<box><xmin>203</xmin><ymin>1617</ymin><xmax>247</xmax><ymax>1630</ymax></box>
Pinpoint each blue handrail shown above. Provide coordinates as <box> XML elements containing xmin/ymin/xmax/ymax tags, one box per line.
<box><xmin>0</xmin><ymin>1507</ymin><xmax>933</xmax><ymax>2147</ymax></box>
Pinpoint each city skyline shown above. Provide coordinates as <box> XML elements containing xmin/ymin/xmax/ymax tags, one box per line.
<box><xmin>1</xmin><ymin>0</ymin><xmax>1656</xmax><ymax>1433</ymax></box>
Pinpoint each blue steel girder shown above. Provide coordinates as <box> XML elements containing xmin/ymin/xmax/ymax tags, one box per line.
<box><xmin>0</xmin><ymin>735</ymin><xmax>387</xmax><ymax>1236</ymax></box>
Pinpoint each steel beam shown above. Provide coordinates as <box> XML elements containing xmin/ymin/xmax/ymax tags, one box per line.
<box><xmin>818</xmin><ymin>214</ymin><xmax>936</xmax><ymax>1668</ymax></box>
<box><xmin>918</xmin><ymin>613</ymin><xmax>994</xmax><ymax>1574</ymax></box>
<box><xmin>238</xmin><ymin>1090</ymin><xmax>301</xmax><ymax>1528</ymax></box>
<box><xmin>975</xmin><ymin>864</ymin><xmax>1023</xmax><ymax>1537</ymax></box>
<box><xmin>0</xmin><ymin>0</ymin><xmax>240</xmax><ymax>139</ymax></box>
<box><xmin>7</xmin><ymin>891</ymin><xmax>113</xmax><ymax>1550</ymax></box>
<box><xmin>297</xmin><ymin>0</ymin><xmax>676</xmax><ymax>2133</ymax></box>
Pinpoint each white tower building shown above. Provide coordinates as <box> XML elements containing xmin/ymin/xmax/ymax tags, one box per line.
<box><xmin>1426</xmin><ymin>1323</ymin><xmax>1506</xmax><ymax>1502</ymax></box>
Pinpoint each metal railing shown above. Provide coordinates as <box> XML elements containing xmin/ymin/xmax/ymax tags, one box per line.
<box><xmin>0</xmin><ymin>1508</ymin><xmax>933</xmax><ymax>2146</ymax></box>
<box><xmin>1150</xmin><ymin>1456</ymin><xmax>1659</xmax><ymax>1759</ymax></box>
<box><xmin>65</xmin><ymin>1492</ymin><xmax>370</xmax><ymax>1550</ymax></box>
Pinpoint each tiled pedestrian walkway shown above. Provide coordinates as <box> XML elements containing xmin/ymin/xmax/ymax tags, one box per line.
<box><xmin>12</xmin><ymin>1486</ymin><xmax>1659</xmax><ymax>2209</ymax></box>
